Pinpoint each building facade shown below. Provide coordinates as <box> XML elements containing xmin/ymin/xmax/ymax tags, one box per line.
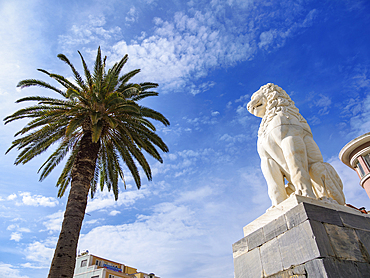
<box><xmin>73</xmin><ymin>252</ymin><xmax>159</xmax><ymax>278</ymax></box>
<box><xmin>339</xmin><ymin>132</ymin><xmax>370</xmax><ymax>199</ymax></box>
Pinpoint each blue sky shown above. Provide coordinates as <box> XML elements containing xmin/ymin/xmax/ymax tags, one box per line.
<box><xmin>1</xmin><ymin>0</ymin><xmax>370</xmax><ymax>277</ymax></box>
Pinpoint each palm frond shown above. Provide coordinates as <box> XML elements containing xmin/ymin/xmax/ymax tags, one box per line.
<box><xmin>17</xmin><ymin>79</ymin><xmax>66</xmax><ymax>97</ymax></box>
<box><xmin>56</xmin><ymin>143</ymin><xmax>80</xmax><ymax>197</ymax></box>
<box><xmin>65</xmin><ymin>116</ymin><xmax>85</xmax><ymax>137</ymax></box>
<box><xmin>14</xmin><ymin>114</ymin><xmax>69</xmax><ymax>137</ymax></box>
<box><xmin>57</xmin><ymin>53</ymin><xmax>87</xmax><ymax>91</ymax></box>
<box><xmin>118</xmin><ymin>69</ymin><xmax>141</xmax><ymax>86</ymax></box>
<box><xmin>90</xmin><ymin>152</ymin><xmax>102</xmax><ymax>198</ymax></box>
<box><xmin>93</xmin><ymin>46</ymin><xmax>104</xmax><ymax>86</ymax></box>
<box><xmin>16</xmin><ymin>96</ymin><xmax>70</xmax><ymax>104</ymax></box>
<box><xmin>140</xmin><ymin>106</ymin><xmax>170</xmax><ymax>126</ymax></box>
<box><xmin>131</xmin><ymin>91</ymin><xmax>159</xmax><ymax>101</ymax></box>
<box><xmin>14</xmin><ymin>128</ymin><xmax>66</xmax><ymax>165</ymax></box>
<box><xmin>5</xmin><ymin>47</ymin><xmax>169</xmax><ymax>201</ymax></box>
<box><xmin>103</xmin><ymin>54</ymin><xmax>129</xmax><ymax>94</ymax></box>
<box><xmin>4</xmin><ymin>105</ymin><xmax>68</xmax><ymax>124</ymax></box>
<box><xmin>38</xmin><ymin>135</ymin><xmax>79</xmax><ymax>181</ymax></box>
<box><xmin>78</xmin><ymin>51</ymin><xmax>93</xmax><ymax>88</ymax></box>
<box><xmin>118</xmin><ymin>83</ymin><xmax>142</xmax><ymax>99</ymax></box>
<box><xmin>115</xmin><ymin>143</ymin><xmax>141</xmax><ymax>189</ymax></box>
<box><xmin>49</xmin><ymin>73</ymin><xmax>81</xmax><ymax>93</ymax></box>
<box><xmin>115</xmin><ymin>129</ymin><xmax>152</xmax><ymax>181</ymax></box>
<box><xmin>91</xmin><ymin>120</ymin><xmax>104</xmax><ymax>143</ymax></box>
<box><xmin>140</xmin><ymin>82</ymin><xmax>159</xmax><ymax>90</ymax></box>
<box><xmin>99</xmin><ymin>143</ymin><xmax>108</xmax><ymax>191</ymax></box>
<box><xmin>104</xmin><ymin>141</ymin><xmax>119</xmax><ymax>199</ymax></box>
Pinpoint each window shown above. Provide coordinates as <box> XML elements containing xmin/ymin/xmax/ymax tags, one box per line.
<box><xmin>363</xmin><ymin>154</ymin><xmax>370</xmax><ymax>169</ymax></box>
<box><xmin>357</xmin><ymin>163</ymin><xmax>366</xmax><ymax>177</ymax></box>
<box><xmin>80</xmin><ymin>260</ymin><xmax>87</xmax><ymax>267</ymax></box>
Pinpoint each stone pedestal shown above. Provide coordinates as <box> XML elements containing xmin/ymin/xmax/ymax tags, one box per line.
<box><xmin>233</xmin><ymin>195</ymin><xmax>370</xmax><ymax>277</ymax></box>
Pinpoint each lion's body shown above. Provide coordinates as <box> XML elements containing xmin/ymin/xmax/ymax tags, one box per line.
<box><xmin>248</xmin><ymin>83</ymin><xmax>345</xmax><ymax>207</ymax></box>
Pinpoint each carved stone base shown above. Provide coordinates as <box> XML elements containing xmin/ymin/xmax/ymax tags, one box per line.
<box><xmin>233</xmin><ymin>195</ymin><xmax>370</xmax><ymax>277</ymax></box>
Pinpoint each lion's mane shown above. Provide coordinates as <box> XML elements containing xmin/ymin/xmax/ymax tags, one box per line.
<box><xmin>258</xmin><ymin>83</ymin><xmax>307</xmax><ymax>137</ymax></box>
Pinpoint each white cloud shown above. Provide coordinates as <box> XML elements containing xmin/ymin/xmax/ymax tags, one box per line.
<box><xmin>78</xmin><ymin>202</ymin><xmax>205</xmax><ymax>277</ymax></box>
<box><xmin>308</xmin><ymin>115</ymin><xmax>321</xmax><ymax>126</ymax></box>
<box><xmin>353</xmin><ymin>70</ymin><xmax>370</xmax><ymax>89</ymax></box>
<box><xmin>341</xmin><ymin>97</ymin><xmax>362</xmax><ymax>118</ymax></box>
<box><xmin>348</xmin><ymin>94</ymin><xmax>370</xmax><ymax>138</ymax></box>
<box><xmin>51</xmin><ymin>1</ymin><xmax>320</xmax><ymax>98</ymax></box>
<box><xmin>84</xmin><ymin>219</ymin><xmax>99</xmax><ymax>225</ymax></box>
<box><xmin>77</xmin><ymin>175</ymin><xmax>262</xmax><ymax>278</ymax></box>
<box><xmin>236</xmin><ymin>105</ymin><xmax>247</xmax><ymax>115</ymax></box>
<box><xmin>0</xmin><ymin>263</ymin><xmax>29</xmax><ymax>278</ymax></box>
<box><xmin>58</xmin><ymin>15</ymin><xmax>121</xmax><ymax>54</ymax></box>
<box><xmin>302</xmin><ymin>9</ymin><xmax>318</xmax><ymax>27</ymax></box>
<box><xmin>235</xmin><ymin>102</ymin><xmax>255</xmax><ymax>126</ymax></box>
<box><xmin>167</xmin><ymin>153</ymin><xmax>177</xmax><ymax>160</ymax></box>
<box><xmin>151</xmin><ymin>147</ymin><xmax>228</xmax><ymax>180</ymax></box>
<box><xmin>7</xmin><ymin>193</ymin><xmax>17</xmax><ymax>200</ymax></box>
<box><xmin>182</xmin><ymin>114</ymin><xmax>218</xmax><ymax>127</ymax></box>
<box><xmin>24</xmin><ymin>239</ymin><xmax>56</xmax><ymax>268</ymax></box>
<box><xmin>315</xmin><ymin>94</ymin><xmax>331</xmax><ymax>107</ymax></box>
<box><xmin>219</xmin><ymin>133</ymin><xmax>249</xmax><ymax>143</ymax></box>
<box><xmin>177</xmin><ymin>186</ymin><xmax>214</xmax><ymax>203</ymax></box>
<box><xmin>10</xmin><ymin>232</ymin><xmax>22</xmax><ymax>242</ymax></box>
<box><xmin>314</xmin><ymin>94</ymin><xmax>332</xmax><ymax>116</ymax></box>
<box><xmin>17</xmin><ymin>192</ymin><xmax>58</xmax><ymax>207</ymax></box>
<box><xmin>86</xmin><ymin>187</ymin><xmax>149</xmax><ymax>214</ymax></box>
<box><xmin>7</xmin><ymin>224</ymin><xmax>30</xmax><ymax>233</ymax></box>
<box><xmin>89</xmin><ymin>15</ymin><xmax>106</xmax><ymax>27</ymax></box>
<box><xmin>43</xmin><ymin>210</ymin><xmax>64</xmax><ymax>234</ymax></box>
<box><xmin>190</xmin><ymin>81</ymin><xmax>216</xmax><ymax>95</ymax></box>
<box><xmin>109</xmin><ymin>210</ymin><xmax>121</xmax><ymax>216</ymax></box>
<box><xmin>19</xmin><ymin>263</ymin><xmax>45</xmax><ymax>270</ymax></box>
<box><xmin>239</xmin><ymin>166</ymin><xmax>271</xmax><ymax>209</ymax></box>
<box><xmin>125</xmin><ymin>7</ymin><xmax>138</xmax><ymax>23</ymax></box>
<box><xmin>0</xmin><ymin>0</ymin><xmax>54</xmax><ymax>129</ymax></box>
<box><xmin>258</xmin><ymin>30</ymin><xmax>276</xmax><ymax>49</ymax></box>
<box><xmin>7</xmin><ymin>224</ymin><xmax>16</xmax><ymax>230</ymax></box>
<box><xmin>235</xmin><ymin>94</ymin><xmax>250</xmax><ymax>103</ymax></box>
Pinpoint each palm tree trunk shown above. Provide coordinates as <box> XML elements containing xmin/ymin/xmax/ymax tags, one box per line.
<box><xmin>48</xmin><ymin>131</ymin><xmax>100</xmax><ymax>278</ymax></box>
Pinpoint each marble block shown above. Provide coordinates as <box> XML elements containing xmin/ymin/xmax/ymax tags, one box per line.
<box><xmin>242</xmin><ymin>194</ymin><xmax>369</xmax><ymax>237</ymax></box>
<box><xmin>233</xmin><ymin>196</ymin><xmax>370</xmax><ymax>278</ymax></box>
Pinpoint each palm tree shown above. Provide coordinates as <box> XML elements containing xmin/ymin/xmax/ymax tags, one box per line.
<box><xmin>4</xmin><ymin>47</ymin><xmax>169</xmax><ymax>278</ymax></box>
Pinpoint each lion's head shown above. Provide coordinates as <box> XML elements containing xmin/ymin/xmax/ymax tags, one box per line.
<box><xmin>247</xmin><ymin>83</ymin><xmax>307</xmax><ymax>136</ymax></box>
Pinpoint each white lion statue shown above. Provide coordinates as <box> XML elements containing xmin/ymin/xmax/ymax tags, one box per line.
<box><xmin>247</xmin><ymin>83</ymin><xmax>345</xmax><ymax>207</ymax></box>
